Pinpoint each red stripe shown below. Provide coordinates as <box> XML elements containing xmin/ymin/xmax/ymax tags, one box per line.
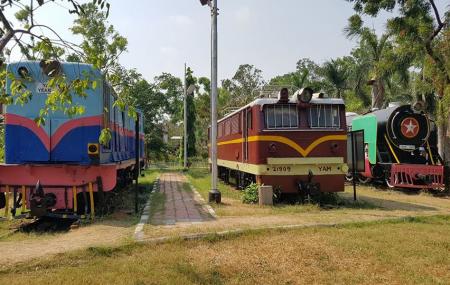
<box><xmin>5</xmin><ymin>114</ymin><xmax>103</xmax><ymax>151</ymax></box>
<box><xmin>51</xmin><ymin>116</ymin><xmax>102</xmax><ymax>148</ymax></box>
<box><xmin>5</xmin><ymin>114</ymin><xmax>50</xmax><ymax>151</ymax></box>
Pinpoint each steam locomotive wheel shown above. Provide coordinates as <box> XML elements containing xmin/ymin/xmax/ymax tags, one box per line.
<box><xmin>385</xmin><ymin>177</ymin><xmax>394</xmax><ymax>188</ymax></box>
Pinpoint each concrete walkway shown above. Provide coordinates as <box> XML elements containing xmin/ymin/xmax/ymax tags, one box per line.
<box><xmin>151</xmin><ymin>173</ymin><xmax>213</xmax><ymax>225</ymax></box>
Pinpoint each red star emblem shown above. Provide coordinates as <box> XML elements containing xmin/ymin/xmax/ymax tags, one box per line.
<box><xmin>400</xmin><ymin>117</ymin><xmax>419</xmax><ymax>138</ymax></box>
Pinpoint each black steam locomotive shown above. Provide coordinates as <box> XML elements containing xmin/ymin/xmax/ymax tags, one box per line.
<box><xmin>347</xmin><ymin>103</ymin><xmax>444</xmax><ymax>190</ymax></box>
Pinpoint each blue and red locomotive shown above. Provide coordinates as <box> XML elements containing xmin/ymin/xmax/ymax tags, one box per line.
<box><xmin>0</xmin><ymin>60</ymin><xmax>145</xmax><ymax>218</ymax></box>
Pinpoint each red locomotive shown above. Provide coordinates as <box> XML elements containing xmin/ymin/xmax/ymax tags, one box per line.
<box><xmin>211</xmin><ymin>88</ymin><xmax>348</xmax><ymax>198</ymax></box>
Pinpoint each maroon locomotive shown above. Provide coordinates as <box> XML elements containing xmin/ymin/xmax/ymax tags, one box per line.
<box><xmin>210</xmin><ymin>88</ymin><xmax>348</xmax><ymax>198</ymax></box>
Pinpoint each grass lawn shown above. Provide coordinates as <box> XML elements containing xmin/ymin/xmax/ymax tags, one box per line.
<box><xmin>185</xmin><ymin>168</ymin><xmax>376</xmax><ymax>217</ymax></box>
<box><xmin>1</xmin><ymin>215</ymin><xmax>449</xmax><ymax>284</ymax></box>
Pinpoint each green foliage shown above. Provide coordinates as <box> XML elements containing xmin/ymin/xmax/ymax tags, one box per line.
<box><xmin>222</xmin><ymin>64</ymin><xmax>265</xmax><ymax>107</ymax></box>
<box><xmin>99</xmin><ymin>128</ymin><xmax>112</xmax><ymax>146</ymax></box>
<box><xmin>71</xmin><ymin>3</ymin><xmax>127</xmax><ymax>72</ymax></box>
<box><xmin>0</xmin><ymin>124</ymin><xmax>4</xmax><ymax>162</ymax></box>
<box><xmin>321</xmin><ymin>59</ymin><xmax>349</xmax><ymax>98</ymax></box>
<box><xmin>242</xmin><ymin>183</ymin><xmax>259</xmax><ymax>204</ymax></box>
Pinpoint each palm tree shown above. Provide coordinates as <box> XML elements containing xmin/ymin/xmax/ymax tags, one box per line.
<box><xmin>321</xmin><ymin>59</ymin><xmax>348</xmax><ymax>98</ymax></box>
<box><xmin>345</xmin><ymin>15</ymin><xmax>393</xmax><ymax>109</ymax></box>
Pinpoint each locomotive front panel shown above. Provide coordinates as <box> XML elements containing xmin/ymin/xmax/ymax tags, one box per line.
<box><xmin>215</xmin><ymin>90</ymin><xmax>348</xmax><ymax>195</ymax></box>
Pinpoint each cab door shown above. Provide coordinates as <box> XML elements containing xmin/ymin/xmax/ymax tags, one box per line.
<box><xmin>243</xmin><ymin>108</ymin><xmax>252</xmax><ymax>162</ymax></box>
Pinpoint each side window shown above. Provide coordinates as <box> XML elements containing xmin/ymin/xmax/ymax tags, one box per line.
<box><xmin>309</xmin><ymin>104</ymin><xmax>341</xmax><ymax>128</ymax></box>
<box><xmin>231</xmin><ymin>114</ymin><xmax>239</xmax><ymax>134</ymax></box>
<box><xmin>247</xmin><ymin>109</ymin><xmax>252</xmax><ymax>130</ymax></box>
<box><xmin>264</xmin><ymin>104</ymin><xmax>298</xmax><ymax>129</ymax></box>
<box><xmin>217</xmin><ymin>122</ymin><xmax>223</xmax><ymax>138</ymax></box>
<box><xmin>225</xmin><ymin>120</ymin><xmax>231</xmax><ymax>136</ymax></box>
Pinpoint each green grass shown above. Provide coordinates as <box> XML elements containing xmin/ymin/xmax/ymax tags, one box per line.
<box><xmin>186</xmin><ymin>168</ymin><xmax>243</xmax><ymax>201</ymax></box>
<box><xmin>1</xmin><ymin>215</ymin><xmax>449</xmax><ymax>284</ymax></box>
<box><xmin>184</xmin><ymin>168</ymin><xmax>378</xmax><ymax>217</ymax></box>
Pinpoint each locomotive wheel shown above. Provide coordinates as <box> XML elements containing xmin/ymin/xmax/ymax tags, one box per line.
<box><xmin>0</xmin><ymin>193</ymin><xmax>5</xmax><ymax>209</ymax></box>
<box><xmin>345</xmin><ymin>173</ymin><xmax>353</xmax><ymax>182</ymax></box>
<box><xmin>385</xmin><ymin>178</ymin><xmax>394</xmax><ymax>188</ymax></box>
<box><xmin>358</xmin><ymin>176</ymin><xmax>372</xmax><ymax>184</ymax></box>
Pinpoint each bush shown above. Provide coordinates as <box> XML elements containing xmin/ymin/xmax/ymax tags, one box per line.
<box><xmin>242</xmin><ymin>183</ymin><xmax>259</xmax><ymax>204</ymax></box>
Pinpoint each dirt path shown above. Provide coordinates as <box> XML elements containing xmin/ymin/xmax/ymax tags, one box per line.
<box><xmin>0</xmin><ymin>216</ymin><xmax>134</xmax><ymax>268</ymax></box>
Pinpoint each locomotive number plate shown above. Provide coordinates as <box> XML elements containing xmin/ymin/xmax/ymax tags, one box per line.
<box><xmin>36</xmin><ymin>83</ymin><xmax>52</xmax><ymax>94</ymax></box>
<box><xmin>271</xmin><ymin>166</ymin><xmax>291</xmax><ymax>172</ymax></box>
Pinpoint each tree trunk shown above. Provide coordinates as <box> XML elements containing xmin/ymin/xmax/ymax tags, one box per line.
<box><xmin>371</xmin><ymin>78</ymin><xmax>385</xmax><ymax>109</ymax></box>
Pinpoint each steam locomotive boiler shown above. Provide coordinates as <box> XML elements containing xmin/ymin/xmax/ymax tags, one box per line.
<box><xmin>347</xmin><ymin>103</ymin><xmax>444</xmax><ymax>189</ymax></box>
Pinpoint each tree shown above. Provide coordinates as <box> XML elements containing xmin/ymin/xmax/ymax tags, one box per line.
<box><xmin>346</xmin><ymin>0</ymin><xmax>450</xmax><ymax>175</ymax></box>
<box><xmin>345</xmin><ymin>18</ymin><xmax>396</xmax><ymax>109</ymax></box>
<box><xmin>269</xmin><ymin>58</ymin><xmax>324</xmax><ymax>93</ymax></box>
<box><xmin>129</xmin><ymin>77</ymin><xmax>169</xmax><ymax>161</ymax></box>
<box><xmin>70</xmin><ymin>2</ymin><xmax>126</xmax><ymax>74</ymax></box>
<box><xmin>0</xmin><ymin>0</ymin><xmax>109</xmax><ymax>57</ymax></box>
<box><xmin>184</xmin><ymin>67</ymin><xmax>197</xmax><ymax>158</ymax></box>
<box><xmin>0</xmin><ymin>1</ymin><xmax>110</xmax><ymax>125</ymax></box>
<box><xmin>321</xmin><ymin>59</ymin><xmax>349</xmax><ymax>98</ymax></box>
<box><xmin>222</xmin><ymin>64</ymin><xmax>265</xmax><ymax>107</ymax></box>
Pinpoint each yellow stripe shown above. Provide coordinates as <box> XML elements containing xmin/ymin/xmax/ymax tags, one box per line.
<box><xmin>4</xmin><ymin>186</ymin><xmax>9</xmax><ymax>217</ymax></box>
<box><xmin>384</xmin><ymin>134</ymin><xmax>400</xmax><ymax>163</ymax></box>
<box><xmin>21</xmin><ymin>185</ymin><xmax>26</xmax><ymax>212</ymax></box>
<box><xmin>217</xmin><ymin>159</ymin><xmax>348</xmax><ymax>176</ymax></box>
<box><xmin>72</xmin><ymin>186</ymin><xmax>78</xmax><ymax>213</ymax></box>
<box><xmin>218</xmin><ymin>135</ymin><xmax>347</xmax><ymax>157</ymax></box>
<box><xmin>426</xmin><ymin>141</ymin><xmax>435</xmax><ymax>165</ymax></box>
<box><xmin>88</xmin><ymin>182</ymin><xmax>95</xmax><ymax>220</ymax></box>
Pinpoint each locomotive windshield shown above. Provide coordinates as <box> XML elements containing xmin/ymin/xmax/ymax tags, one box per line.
<box><xmin>264</xmin><ymin>104</ymin><xmax>298</xmax><ymax>129</ymax></box>
<box><xmin>309</xmin><ymin>104</ymin><xmax>341</xmax><ymax>129</ymax></box>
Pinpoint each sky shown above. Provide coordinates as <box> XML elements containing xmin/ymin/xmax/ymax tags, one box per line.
<box><xmin>5</xmin><ymin>0</ymin><xmax>449</xmax><ymax>84</ymax></box>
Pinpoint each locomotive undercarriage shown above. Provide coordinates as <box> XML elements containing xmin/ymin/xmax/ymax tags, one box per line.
<box><xmin>218</xmin><ymin>166</ymin><xmax>256</xmax><ymax>190</ymax></box>
<box><xmin>0</xmin><ymin>165</ymin><xmax>141</xmax><ymax>220</ymax></box>
<box><xmin>217</xmin><ymin>165</ymin><xmax>344</xmax><ymax>203</ymax></box>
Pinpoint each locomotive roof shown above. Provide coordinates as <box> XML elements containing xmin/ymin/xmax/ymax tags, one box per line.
<box><xmin>218</xmin><ymin>97</ymin><xmax>345</xmax><ymax>123</ymax></box>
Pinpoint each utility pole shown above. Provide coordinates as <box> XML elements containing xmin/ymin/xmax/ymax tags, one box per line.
<box><xmin>200</xmin><ymin>0</ymin><xmax>221</xmax><ymax>203</ymax></box>
<box><xmin>209</xmin><ymin>0</ymin><xmax>220</xmax><ymax>203</ymax></box>
<box><xmin>183</xmin><ymin>63</ymin><xmax>188</xmax><ymax>169</ymax></box>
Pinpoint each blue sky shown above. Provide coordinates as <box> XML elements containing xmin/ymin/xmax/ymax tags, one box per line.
<box><xmin>6</xmin><ymin>0</ymin><xmax>448</xmax><ymax>83</ymax></box>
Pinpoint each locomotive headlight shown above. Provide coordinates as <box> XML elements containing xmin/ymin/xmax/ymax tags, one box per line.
<box><xmin>341</xmin><ymin>164</ymin><xmax>349</xmax><ymax>173</ymax></box>
<box><xmin>296</xmin><ymin>87</ymin><xmax>314</xmax><ymax>103</ymax></box>
<box><xmin>88</xmin><ymin>143</ymin><xmax>99</xmax><ymax>155</ymax></box>
<box><xmin>18</xmin><ymin>66</ymin><xmax>29</xmax><ymax>78</ymax></box>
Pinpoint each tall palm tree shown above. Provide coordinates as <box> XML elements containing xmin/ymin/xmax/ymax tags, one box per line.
<box><xmin>321</xmin><ymin>59</ymin><xmax>348</xmax><ymax>98</ymax></box>
<box><xmin>345</xmin><ymin>15</ymin><xmax>394</xmax><ymax>109</ymax></box>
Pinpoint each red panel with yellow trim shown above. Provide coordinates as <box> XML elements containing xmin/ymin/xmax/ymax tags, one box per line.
<box><xmin>210</xmin><ymin>87</ymin><xmax>348</xmax><ymax>195</ymax></box>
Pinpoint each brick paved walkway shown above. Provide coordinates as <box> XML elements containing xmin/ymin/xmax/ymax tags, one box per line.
<box><xmin>150</xmin><ymin>173</ymin><xmax>213</xmax><ymax>225</ymax></box>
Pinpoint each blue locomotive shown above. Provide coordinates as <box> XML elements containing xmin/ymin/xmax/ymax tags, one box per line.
<box><xmin>0</xmin><ymin>60</ymin><xmax>145</xmax><ymax>218</ymax></box>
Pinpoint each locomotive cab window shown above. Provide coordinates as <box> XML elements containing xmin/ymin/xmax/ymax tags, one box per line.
<box><xmin>309</xmin><ymin>104</ymin><xmax>340</xmax><ymax>128</ymax></box>
<box><xmin>264</xmin><ymin>104</ymin><xmax>298</xmax><ymax>129</ymax></box>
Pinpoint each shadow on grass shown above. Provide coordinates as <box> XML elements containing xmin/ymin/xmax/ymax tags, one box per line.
<box><xmin>347</xmin><ymin>194</ymin><xmax>438</xmax><ymax>211</ymax></box>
